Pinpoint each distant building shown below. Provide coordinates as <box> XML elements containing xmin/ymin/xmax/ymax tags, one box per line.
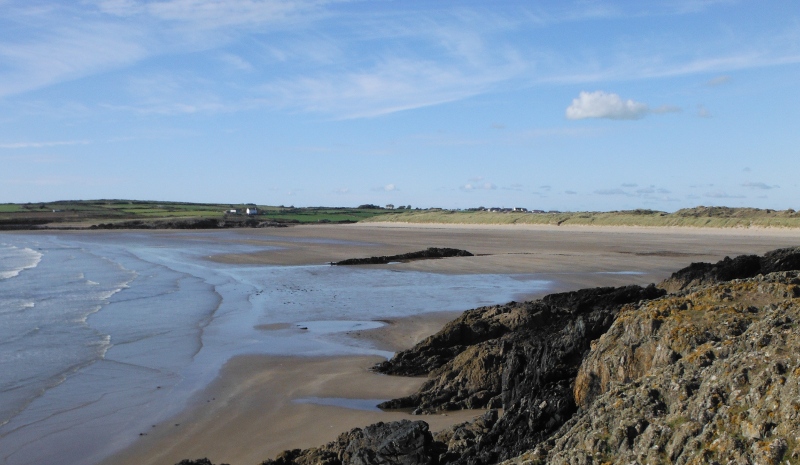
<box><xmin>385</xmin><ymin>204</ymin><xmax>395</xmax><ymax>209</ymax></box>
<box><xmin>228</xmin><ymin>209</ymin><xmax>241</xmax><ymax>214</ymax></box>
<box><xmin>246</xmin><ymin>207</ymin><xmax>259</xmax><ymax>215</ymax></box>
<box><xmin>513</xmin><ymin>207</ymin><xmax>528</xmax><ymax>212</ymax></box>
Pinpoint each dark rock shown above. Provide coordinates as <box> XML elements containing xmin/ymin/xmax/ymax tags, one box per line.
<box><xmin>377</xmin><ymin>284</ymin><xmax>665</xmax><ymax>464</ymax></box>
<box><xmin>260</xmin><ymin>420</ymin><xmax>436</xmax><ymax>465</ymax></box>
<box><xmin>174</xmin><ymin>459</ymin><xmax>230</xmax><ymax>465</ymax></box>
<box><xmin>332</xmin><ymin>248</ymin><xmax>473</xmax><ymax>266</ymax></box>
<box><xmin>659</xmin><ymin>246</ymin><xmax>800</xmax><ymax>292</ymax></box>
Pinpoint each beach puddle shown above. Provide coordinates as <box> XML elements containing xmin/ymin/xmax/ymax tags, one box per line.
<box><xmin>293</xmin><ymin>396</ymin><xmax>386</xmax><ymax>412</ymax></box>
<box><xmin>293</xmin><ymin>320</ymin><xmax>386</xmax><ymax>334</ymax></box>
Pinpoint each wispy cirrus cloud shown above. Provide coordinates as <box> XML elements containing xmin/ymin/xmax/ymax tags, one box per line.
<box><xmin>264</xmin><ymin>53</ymin><xmax>526</xmax><ymax>119</ymax></box>
<box><xmin>2</xmin><ymin>0</ymin><xmax>799</xmax><ymax>122</ymax></box>
<box><xmin>94</xmin><ymin>0</ymin><xmax>328</xmax><ymax>27</ymax></box>
<box><xmin>0</xmin><ymin>20</ymin><xmax>149</xmax><ymax>98</ymax></box>
<box><xmin>0</xmin><ymin>140</ymin><xmax>90</xmax><ymax>149</ymax></box>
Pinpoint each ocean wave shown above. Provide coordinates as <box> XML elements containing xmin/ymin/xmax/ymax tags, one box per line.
<box><xmin>0</xmin><ymin>245</ymin><xmax>43</xmax><ymax>281</ymax></box>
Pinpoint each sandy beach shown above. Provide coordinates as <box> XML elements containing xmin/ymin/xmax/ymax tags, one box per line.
<box><xmin>101</xmin><ymin>223</ymin><xmax>800</xmax><ymax>465</ymax></box>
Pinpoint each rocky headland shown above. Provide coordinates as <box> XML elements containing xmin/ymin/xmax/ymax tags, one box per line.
<box><xmin>181</xmin><ymin>246</ymin><xmax>800</xmax><ymax>465</ymax></box>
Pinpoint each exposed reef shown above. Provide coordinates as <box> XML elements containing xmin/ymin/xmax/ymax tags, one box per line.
<box><xmin>331</xmin><ymin>248</ymin><xmax>473</xmax><ymax>266</ymax></box>
<box><xmin>180</xmin><ymin>246</ymin><xmax>800</xmax><ymax>465</ymax></box>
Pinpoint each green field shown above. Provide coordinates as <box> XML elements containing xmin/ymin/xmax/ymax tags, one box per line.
<box><xmin>2</xmin><ymin>201</ymin><xmax>799</xmax><ymax>230</ymax></box>
<box><xmin>0</xmin><ymin>204</ymin><xmax>24</xmax><ymax>213</ymax></box>
<box><xmin>0</xmin><ymin>200</ymin><xmax>402</xmax><ymax>229</ymax></box>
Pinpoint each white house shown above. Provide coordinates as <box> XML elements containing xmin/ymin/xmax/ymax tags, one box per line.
<box><xmin>246</xmin><ymin>207</ymin><xmax>259</xmax><ymax>215</ymax></box>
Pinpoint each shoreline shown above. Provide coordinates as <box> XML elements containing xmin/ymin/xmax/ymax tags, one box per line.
<box><xmin>99</xmin><ymin>313</ymin><xmax>479</xmax><ymax>465</ymax></box>
<box><xmin>9</xmin><ymin>224</ymin><xmax>799</xmax><ymax>465</ymax></box>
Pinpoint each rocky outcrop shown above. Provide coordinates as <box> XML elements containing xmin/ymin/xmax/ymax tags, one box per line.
<box><xmin>374</xmin><ymin>302</ymin><xmax>528</xmax><ymax>377</ymax></box>
<box><xmin>332</xmin><ymin>248</ymin><xmax>473</xmax><ymax>266</ymax></box>
<box><xmin>524</xmin><ymin>270</ymin><xmax>800</xmax><ymax>464</ymax></box>
<box><xmin>260</xmin><ymin>420</ymin><xmax>437</xmax><ymax>465</ymax></box>
<box><xmin>177</xmin><ymin>246</ymin><xmax>800</xmax><ymax>465</ymax></box>
<box><xmin>376</xmin><ymin>285</ymin><xmax>665</xmax><ymax>463</ymax></box>
<box><xmin>658</xmin><ymin>246</ymin><xmax>800</xmax><ymax>292</ymax></box>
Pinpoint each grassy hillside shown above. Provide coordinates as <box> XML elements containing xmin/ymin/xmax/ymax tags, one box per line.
<box><xmin>0</xmin><ymin>200</ymin><xmax>399</xmax><ymax>229</ymax></box>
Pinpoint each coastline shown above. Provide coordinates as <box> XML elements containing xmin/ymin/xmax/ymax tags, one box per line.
<box><xmin>100</xmin><ymin>224</ymin><xmax>800</xmax><ymax>465</ymax></box>
<box><xmin>6</xmin><ymin>224</ymin><xmax>799</xmax><ymax>465</ymax></box>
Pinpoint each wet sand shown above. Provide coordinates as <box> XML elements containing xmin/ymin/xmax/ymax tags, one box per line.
<box><xmin>101</xmin><ymin>313</ymin><xmax>471</xmax><ymax>465</ymax></box>
<box><xmin>104</xmin><ymin>223</ymin><xmax>800</xmax><ymax>465</ymax></box>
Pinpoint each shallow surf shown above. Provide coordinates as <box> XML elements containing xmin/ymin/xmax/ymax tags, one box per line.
<box><xmin>0</xmin><ymin>231</ymin><xmax>550</xmax><ymax>465</ymax></box>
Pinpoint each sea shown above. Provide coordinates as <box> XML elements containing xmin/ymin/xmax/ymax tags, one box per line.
<box><xmin>0</xmin><ymin>231</ymin><xmax>551</xmax><ymax>465</ymax></box>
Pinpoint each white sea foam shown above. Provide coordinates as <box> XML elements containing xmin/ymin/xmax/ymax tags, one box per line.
<box><xmin>0</xmin><ymin>245</ymin><xmax>43</xmax><ymax>281</ymax></box>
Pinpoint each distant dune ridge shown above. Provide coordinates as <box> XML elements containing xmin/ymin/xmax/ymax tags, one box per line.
<box><xmin>180</xmin><ymin>246</ymin><xmax>800</xmax><ymax>465</ymax></box>
<box><xmin>363</xmin><ymin>206</ymin><xmax>800</xmax><ymax>229</ymax></box>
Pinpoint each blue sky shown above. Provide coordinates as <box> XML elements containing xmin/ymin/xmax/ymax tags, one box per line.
<box><xmin>1</xmin><ymin>0</ymin><xmax>798</xmax><ymax>211</ymax></box>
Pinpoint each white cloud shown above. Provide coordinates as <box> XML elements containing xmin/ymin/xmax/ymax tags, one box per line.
<box><xmin>595</xmin><ymin>188</ymin><xmax>630</xmax><ymax>196</ymax></box>
<box><xmin>705</xmin><ymin>191</ymin><xmax>746</xmax><ymax>199</ymax></box>
<box><xmin>742</xmin><ymin>182</ymin><xmax>779</xmax><ymax>190</ymax></box>
<box><xmin>383</xmin><ymin>184</ymin><xmax>397</xmax><ymax>192</ymax></box>
<box><xmin>334</xmin><ymin>187</ymin><xmax>350</xmax><ymax>194</ymax></box>
<box><xmin>566</xmin><ymin>91</ymin><xmax>650</xmax><ymax>120</ymax></box>
<box><xmin>461</xmin><ymin>182</ymin><xmax>496</xmax><ymax>191</ymax></box>
<box><xmin>595</xmin><ymin>185</ymin><xmax>672</xmax><ymax>199</ymax></box>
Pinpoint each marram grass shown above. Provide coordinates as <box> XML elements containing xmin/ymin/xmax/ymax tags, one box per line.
<box><xmin>360</xmin><ymin>208</ymin><xmax>800</xmax><ymax>229</ymax></box>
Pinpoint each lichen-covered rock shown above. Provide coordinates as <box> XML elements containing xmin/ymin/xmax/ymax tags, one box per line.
<box><xmin>541</xmin><ymin>271</ymin><xmax>800</xmax><ymax>464</ymax></box>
